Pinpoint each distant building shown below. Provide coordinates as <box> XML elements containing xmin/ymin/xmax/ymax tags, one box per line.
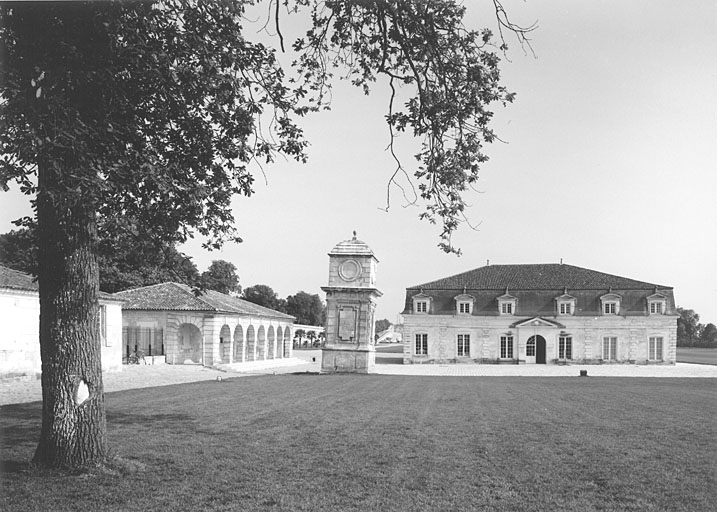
<box><xmin>116</xmin><ymin>282</ymin><xmax>294</xmax><ymax>365</ymax></box>
<box><xmin>376</xmin><ymin>325</ymin><xmax>402</xmax><ymax>344</ymax></box>
<box><xmin>0</xmin><ymin>265</ymin><xmax>124</xmax><ymax>378</ymax></box>
<box><xmin>401</xmin><ymin>263</ymin><xmax>677</xmax><ymax>365</ymax></box>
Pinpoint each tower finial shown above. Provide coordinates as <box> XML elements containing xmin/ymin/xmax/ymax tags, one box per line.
<box><xmin>352</xmin><ymin>230</ymin><xmax>357</xmax><ymax>239</ymax></box>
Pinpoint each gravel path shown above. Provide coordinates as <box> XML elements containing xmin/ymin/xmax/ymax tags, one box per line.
<box><xmin>2</xmin><ymin>351</ymin><xmax>714</xmax><ymax>406</ymax></box>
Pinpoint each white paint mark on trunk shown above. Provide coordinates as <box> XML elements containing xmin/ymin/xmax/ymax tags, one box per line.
<box><xmin>75</xmin><ymin>380</ymin><xmax>89</xmax><ymax>405</ymax></box>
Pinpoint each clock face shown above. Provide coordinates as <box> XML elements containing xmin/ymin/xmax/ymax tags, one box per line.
<box><xmin>338</xmin><ymin>259</ymin><xmax>362</xmax><ymax>282</ymax></box>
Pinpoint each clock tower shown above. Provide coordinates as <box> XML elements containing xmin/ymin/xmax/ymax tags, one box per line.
<box><xmin>321</xmin><ymin>232</ymin><xmax>382</xmax><ymax>373</ymax></box>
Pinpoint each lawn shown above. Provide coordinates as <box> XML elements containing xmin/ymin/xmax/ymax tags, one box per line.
<box><xmin>1</xmin><ymin>375</ymin><xmax>716</xmax><ymax>511</ymax></box>
<box><xmin>677</xmin><ymin>347</ymin><xmax>717</xmax><ymax>365</ymax></box>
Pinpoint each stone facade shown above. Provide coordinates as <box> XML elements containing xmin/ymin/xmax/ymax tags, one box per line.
<box><xmin>0</xmin><ymin>266</ymin><xmax>124</xmax><ymax>379</ymax></box>
<box><xmin>322</xmin><ymin>234</ymin><xmax>382</xmax><ymax>373</ymax></box>
<box><xmin>402</xmin><ymin>264</ymin><xmax>678</xmax><ymax>366</ymax></box>
<box><xmin>116</xmin><ymin>283</ymin><xmax>294</xmax><ymax>366</ymax></box>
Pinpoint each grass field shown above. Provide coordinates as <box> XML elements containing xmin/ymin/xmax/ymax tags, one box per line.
<box><xmin>677</xmin><ymin>347</ymin><xmax>717</xmax><ymax>365</ymax></box>
<box><xmin>1</xmin><ymin>375</ymin><xmax>716</xmax><ymax>511</ymax></box>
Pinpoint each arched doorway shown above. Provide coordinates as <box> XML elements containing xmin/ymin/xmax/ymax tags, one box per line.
<box><xmin>219</xmin><ymin>324</ymin><xmax>231</xmax><ymax>363</ymax></box>
<box><xmin>177</xmin><ymin>323</ymin><xmax>202</xmax><ymax>364</ymax></box>
<box><xmin>234</xmin><ymin>325</ymin><xmax>244</xmax><ymax>363</ymax></box>
<box><xmin>527</xmin><ymin>335</ymin><xmax>547</xmax><ymax>364</ymax></box>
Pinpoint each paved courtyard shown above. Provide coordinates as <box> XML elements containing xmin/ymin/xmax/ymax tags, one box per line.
<box><xmin>2</xmin><ymin>349</ymin><xmax>715</xmax><ymax>406</ymax></box>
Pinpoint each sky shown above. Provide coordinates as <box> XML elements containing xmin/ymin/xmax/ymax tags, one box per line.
<box><xmin>2</xmin><ymin>1</ymin><xmax>716</xmax><ymax>325</ymax></box>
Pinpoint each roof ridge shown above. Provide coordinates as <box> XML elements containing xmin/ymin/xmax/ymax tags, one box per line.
<box><xmin>115</xmin><ymin>281</ymin><xmax>180</xmax><ymax>294</ymax></box>
<box><xmin>409</xmin><ymin>263</ymin><xmax>670</xmax><ymax>291</ymax></box>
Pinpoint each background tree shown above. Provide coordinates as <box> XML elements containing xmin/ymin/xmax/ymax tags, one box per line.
<box><xmin>1</xmin><ymin>0</ymin><xmax>527</xmax><ymax>469</ymax></box>
<box><xmin>306</xmin><ymin>330</ymin><xmax>317</xmax><ymax>348</ymax></box>
<box><xmin>375</xmin><ymin>318</ymin><xmax>392</xmax><ymax>335</ymax></box>
<box><xmin>677</xmin><ymin>307</ymin><xmax>701</xmax><ymax>347</ymax></box>
<box><xmin>700</xmin><ymin>323</ymin><xmax>717</xmax><ymax>348</ymax></box>
<box><xmin>97</xmin><ymin>232</ymin><xmax>200</xmax><ymax>293</ymax></box>
<box><xmin>285</xmin><ymin>291</ymin><xmax>325</xmax><ymax>326</ymax></box>
<box><xmin>242</xmin><ymin>284</ymin><xmax>286</xmax><ymax>312</ymax></box>
<box><xmin>201</xmin><ymin>260</ymin><xmax>241</xmax><ymax>295</ymax></box>
<box><xmin>0</xmin><ymin>226</ymin><xmax>201</xmax><ymax>293</ymax></box>
<box><xmin>0</xmin><ymin>226</ymin><xmax>201</xmax><ymax>292</ymax></box>
<box><xmin>0</xmin><ymin>227</ymin><xmax>37</xmax><ymax>274</ymax></box>
<box><xmin>294</xmin><ymin>329</ymin><xmax>306</xmax><ymax>347</ymax></box>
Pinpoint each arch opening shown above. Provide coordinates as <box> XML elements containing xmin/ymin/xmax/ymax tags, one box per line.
<box><xmin>177</xmin><ymin>323</ymin><xmax>202</xmax><ymax>364</ymax></box>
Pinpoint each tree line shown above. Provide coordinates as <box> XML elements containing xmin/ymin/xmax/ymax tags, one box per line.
<box><xmin>0</xmin><ymin>227</ymin><xmax>325</xmax><ymax>326</ymax></box>
<box><xmin>0</xmin><ymin>0</ymin><xmax>528</xmax><ymax>469</ymax></box>
<box><xmin>677</xmin><ymin>307</ymin><xmax>717</xmax><ymax>348</ymax></box>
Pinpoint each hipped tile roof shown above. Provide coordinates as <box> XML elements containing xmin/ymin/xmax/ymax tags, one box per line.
<box><xmin>412</xmin><ymin>264</ymin><xmax>669</xmax><ymax>291</ymax></box>
<box><xmin>0</xmin><ymin>265</ymin><xmax>123</xmax><ymax>302</ymax></box>
<box><xmin>115</xmin><ymin>282</ymin><xmax>294</xmax><ymax>320</ymax></box>
<box><xmin>0</xmin><ymin>265</ymin><xmax>37</xmax><ymax>291</ymax></box>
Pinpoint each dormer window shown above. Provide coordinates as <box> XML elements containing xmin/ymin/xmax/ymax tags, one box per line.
<box><xmin>497</xmin><ymin>289</ymin><xmax>517</xmax><ymax>316</ymax></box>
<box><xmin>647</xmin><ymin>292</ymin><xmax>667</xmax><ymax>316</ymax></box>
<box><xmin>454</xmin><ymin>293</ymin><xmax>475</xmax><ymax>315</ymax></box>
<box><xmin>600</xmin><ymin>292</ymin><xmax>622</xmax><ymax>316</ymax></box>
<box><xmin>412</xmin><ymin>292</ymin><xmax>432</xmax><ymax>315</ymax></box>
<box><xmin>555</xmin><ymin>290</ymin><xmax>576</xmax><ymax>316</ymax></box>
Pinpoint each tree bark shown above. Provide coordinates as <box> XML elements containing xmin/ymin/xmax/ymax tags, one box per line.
<box><xmin>32</xmin><ymin>157</ymin><xmax>107</xmax><ymax>468</ymax></box>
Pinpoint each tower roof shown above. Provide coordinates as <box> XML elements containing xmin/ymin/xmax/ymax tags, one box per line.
<box><xmin>329</xmin><ymin>231</ymin><xmax>376</xmax><ymax>258</ymax></box>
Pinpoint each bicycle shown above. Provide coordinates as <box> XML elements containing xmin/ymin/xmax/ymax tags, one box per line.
<box><xmin>123</xmin><ymin>348</ymin><xmax>146</xmax><ymax>365</ymax></box>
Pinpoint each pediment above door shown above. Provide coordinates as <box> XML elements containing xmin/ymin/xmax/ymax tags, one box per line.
<box><xmin>510</xmin><ymin>317</ymin><xmax>565</xmax><ymax>329</ymax></box>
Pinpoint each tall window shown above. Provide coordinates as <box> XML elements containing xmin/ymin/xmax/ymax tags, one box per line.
<box><xmin>603</xmin><ymin>302</ymin><xmax>617</xmax><ymax>315</ymax></box>
<box><xmin>415</xmin><ymin>301</ymin><xmax>427</xmax><ymax>313</ymax></box>
<box><xmin>603</xmin><ymin>336</ymin><xmax>617</xmax><ymax>360</ymax></box>
<box><xmin>526</xmin><ymin>338</ymin><xmax>536</xmax><ymax>357</ymax></box>
<box><xmin>559</xmin><ymin>303</ymin><xmax>572</xmax><ymax>315</ymax></box>
<box><xmin>501</xmin><ymin>303</ymin><xmax>513</xmax><ymax>315</ymax></box>
<box><xmin>649</xmin><ymin>302</ymin><xmax>663</xmax><ymax>314</ymax></box>
<box><xmin>457</xmin><ymin>334</ymin><xmax>470</xmax><ymax>356</ymax></box>
<box><xmin>500</xmin><ymin>335</ymin><xmax>514</xmax><ymax>358</ymax></box>
<box><xmin>415</xmin><ymin>333</ymin><xmax>428</xmax><ymax>355</ymax></box>
<box><xmin>458</xmin><ymin>302</ymin><xmax>471</xmax><ymax>314</ymax></box>
<box><xmin>648</xmin><ymin>336</ymin><xmax>663</xmax><ymax>361</ymax></box>
<box><xmin>559</xmin><ymin>336</ymin><xmax>572</xmax><ymax>360</ymax></box>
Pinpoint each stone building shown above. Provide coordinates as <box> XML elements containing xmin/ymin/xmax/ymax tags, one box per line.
<box><xmin>116</xmin><ymin>282</ymin><xmax>294</xmax><ymax>366</ymax></box>
<box><xmin>401</xmin><ymin>263</ymin><xmax>678</xmax><ymax>365</ymax></box>
<box><xmin>0</xmin><ymin>265</ymin><xmax>124</xmax><ymax>378</ymax></box>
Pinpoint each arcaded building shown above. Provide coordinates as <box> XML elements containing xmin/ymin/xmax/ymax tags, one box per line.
<box><xmin>116</xmin><ymin>283</ymin><xmax>294</xmax><ymax>366</ymax></box>
<box><xmin>401</xmin><ymin>264</ymin><xmax>678</xmax><ymax>365</ymax></box>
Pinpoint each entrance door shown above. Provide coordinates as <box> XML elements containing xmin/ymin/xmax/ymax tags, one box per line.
<box><xmin>528</xmin><ymin>335</ymin><xmax>547</xmax><ymax>364</ymax></box>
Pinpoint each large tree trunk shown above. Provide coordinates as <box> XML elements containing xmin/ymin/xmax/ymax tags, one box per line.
<box><xmin>33</xmin><ymin>158</ymin><xmax>107</xmax><ymax>468</ymax></box>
